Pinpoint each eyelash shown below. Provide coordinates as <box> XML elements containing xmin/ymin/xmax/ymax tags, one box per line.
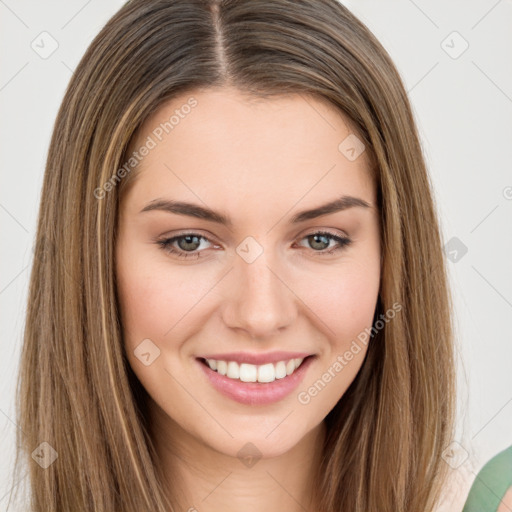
<box><xmin>155</xmin><ymin>231</ymin><xmax>352</xmax><ymax>259</ymax></box>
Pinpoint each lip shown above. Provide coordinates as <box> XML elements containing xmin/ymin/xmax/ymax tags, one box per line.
<box><xmin>196</xmin><ymin>354</ymin><xmax>315</xmax><ymax>405</ymax></box>
<box><xmin>199</xmin><ymin>351</ymin><xmax>312</xmax><ymax>365</ymax></box>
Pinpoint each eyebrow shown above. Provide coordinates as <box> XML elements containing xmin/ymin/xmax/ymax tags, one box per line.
<box><xmin>139</xmin><ymin>195</ymin><xmax>371</xmax><ymax>227</ymax></box>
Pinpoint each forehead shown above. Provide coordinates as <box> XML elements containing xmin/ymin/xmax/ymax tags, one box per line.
<box><xmin>122</xmin><ymin>86</ymin><xmax>375</xmax><ymax>213</ymax></box>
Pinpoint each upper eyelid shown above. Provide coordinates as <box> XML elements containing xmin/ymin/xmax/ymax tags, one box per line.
<box><xmin>161</xmin><ymin>225</ymin><xmax>349</xmax><ymax>240</ymax></box>
<box><xmin>162</xmin><ymin>231</ymin><xmax>218</xmax><ymax>247</ymax></box>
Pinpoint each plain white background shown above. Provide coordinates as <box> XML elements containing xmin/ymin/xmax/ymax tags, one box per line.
<box><xmin>1</xmin><ymin>0</ymin><xmax>511</xmax><ymax>508</ymax></box>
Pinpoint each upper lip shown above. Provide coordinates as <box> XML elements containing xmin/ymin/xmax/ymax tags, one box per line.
<box><xmin>198</xmin><ymin>351</ymin><xmax>312</xmax><ymax>365</ymax></box>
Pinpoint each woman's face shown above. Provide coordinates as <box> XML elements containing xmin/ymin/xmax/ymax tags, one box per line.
<box><xmin>116</xmin><ymin>86</ymin><xmax>381</xmax><ymax>459</ymax></box>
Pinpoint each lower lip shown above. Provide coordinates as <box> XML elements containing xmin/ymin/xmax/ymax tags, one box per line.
<box><xmin>196</xmin><ymin>356</ymin><xmax>315</xmax><ymax>405</ymax></box>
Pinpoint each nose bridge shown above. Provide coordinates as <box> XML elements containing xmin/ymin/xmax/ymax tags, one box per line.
<box><xmin>225</xmin><ymin>238</ymin><xmax>295</xmax><ymax>338</ymax></box>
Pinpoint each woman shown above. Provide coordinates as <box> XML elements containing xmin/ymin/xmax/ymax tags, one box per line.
<box><xmin>13</xmin><ymin>0</ymin><xmax>457</xmax><ymax>510</ymax></box>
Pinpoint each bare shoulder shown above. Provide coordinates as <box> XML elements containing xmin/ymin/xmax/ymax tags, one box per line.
<box><xmin>434</xmin><ymin>465</ymin><xmax>476</xmax><ymax>512</ymax></box>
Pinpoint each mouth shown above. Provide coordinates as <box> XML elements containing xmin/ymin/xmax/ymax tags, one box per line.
<box><xmin>198</xmin><ymin>355</ymin><xmax>310</xmax><ymax>383</ymax></box>
<box><xmin>195</xmin><ymin>354</ymin><xmax>315</xmax><ymax>405</ymax></box>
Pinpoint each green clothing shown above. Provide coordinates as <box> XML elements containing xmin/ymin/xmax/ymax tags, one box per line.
<box><xmin>462</xmin><ymin>445</ymin><xmax>512</xmax><ymax>512</ymax></box>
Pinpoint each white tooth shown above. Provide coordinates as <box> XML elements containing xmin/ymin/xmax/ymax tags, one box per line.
<box><xmin>212</xmin><ymin>358</ymin><xmax>303</xmax><ymax>381</ymax></box>
<box><xmin>227</xmin><ymin>361</ymin><xmax>240</xmax><ymax>379</ymax></box>
<box><xmin>239</xmin><ymin>363</ymin><xmax>257</xmax><ymax>382</ymax></box>
<box><xmin>217</xmin><ymin>360</ymin><xmax>227</xmax><ymax>376</ymax></box>
<box><xmin>257</xmin><ymin>363</ymin><xmax>276</xmax><ymax>383</ymax></box>
<box><xmin>275</xmin><ymin>361</ymin><xmax>287</xmax><ymax>379</ymax></box>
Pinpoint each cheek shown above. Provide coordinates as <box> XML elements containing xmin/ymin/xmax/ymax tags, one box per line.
<box><xmin>115</xmin><ymin>249</ymin><xmax>209</xmax><ymax>349</ymax></box>
<box><xmin>295</xmin><ymin>258</ymin><xmax>380</xmax><ymax>344</ymax></box>
<box><xmin>295</xmin><ymin>266</ymin><xmax>379</xmax><ymax>415</ymax></box>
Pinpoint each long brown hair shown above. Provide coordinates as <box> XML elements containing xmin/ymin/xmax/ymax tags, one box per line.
<box><xmin>12</xmin><ymin>0</ymin><xmax>455</xmax><ymax>510</ymax></box>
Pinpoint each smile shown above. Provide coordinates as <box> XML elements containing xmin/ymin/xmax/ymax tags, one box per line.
<box><xmin>204</xmin><ymin>357</ymin><xmax>304</xmax><ymax>383</ymax></box>
<box><xmin>196</xmin><ymin>353</ymin><xmax>315</xmax><ymax>405</ymax></box>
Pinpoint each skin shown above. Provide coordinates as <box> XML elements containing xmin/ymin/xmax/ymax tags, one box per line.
<box><xmin>116</xmin><ymin>86</ymin><xmax>381</xmax><ymax>511</ymax></box>
<box><xmin>498</xmin><ymin>487</ymin><xmax>512</xmax><ymax>512</ymax></box>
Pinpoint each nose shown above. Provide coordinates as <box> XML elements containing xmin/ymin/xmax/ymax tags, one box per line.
<box><xmin>222</xmin><ymin>247</ymin><xmax>297</xmax><ymax>340</ymax></box>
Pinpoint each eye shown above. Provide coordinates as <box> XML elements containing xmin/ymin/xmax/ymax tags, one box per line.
<box><xmin>156</xmin><ymin>230</ymin><xmax>352</xmax><ymax>259</ymax></box>
<box><xmin>156</xmin><ymin>233</ymin><xmax>215</xmax><ymax>259</ymax></box>
<box><xmin>295</xmin><ymin>231</ymin><xmax>352</xmax><ymax>256</ymax></box>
